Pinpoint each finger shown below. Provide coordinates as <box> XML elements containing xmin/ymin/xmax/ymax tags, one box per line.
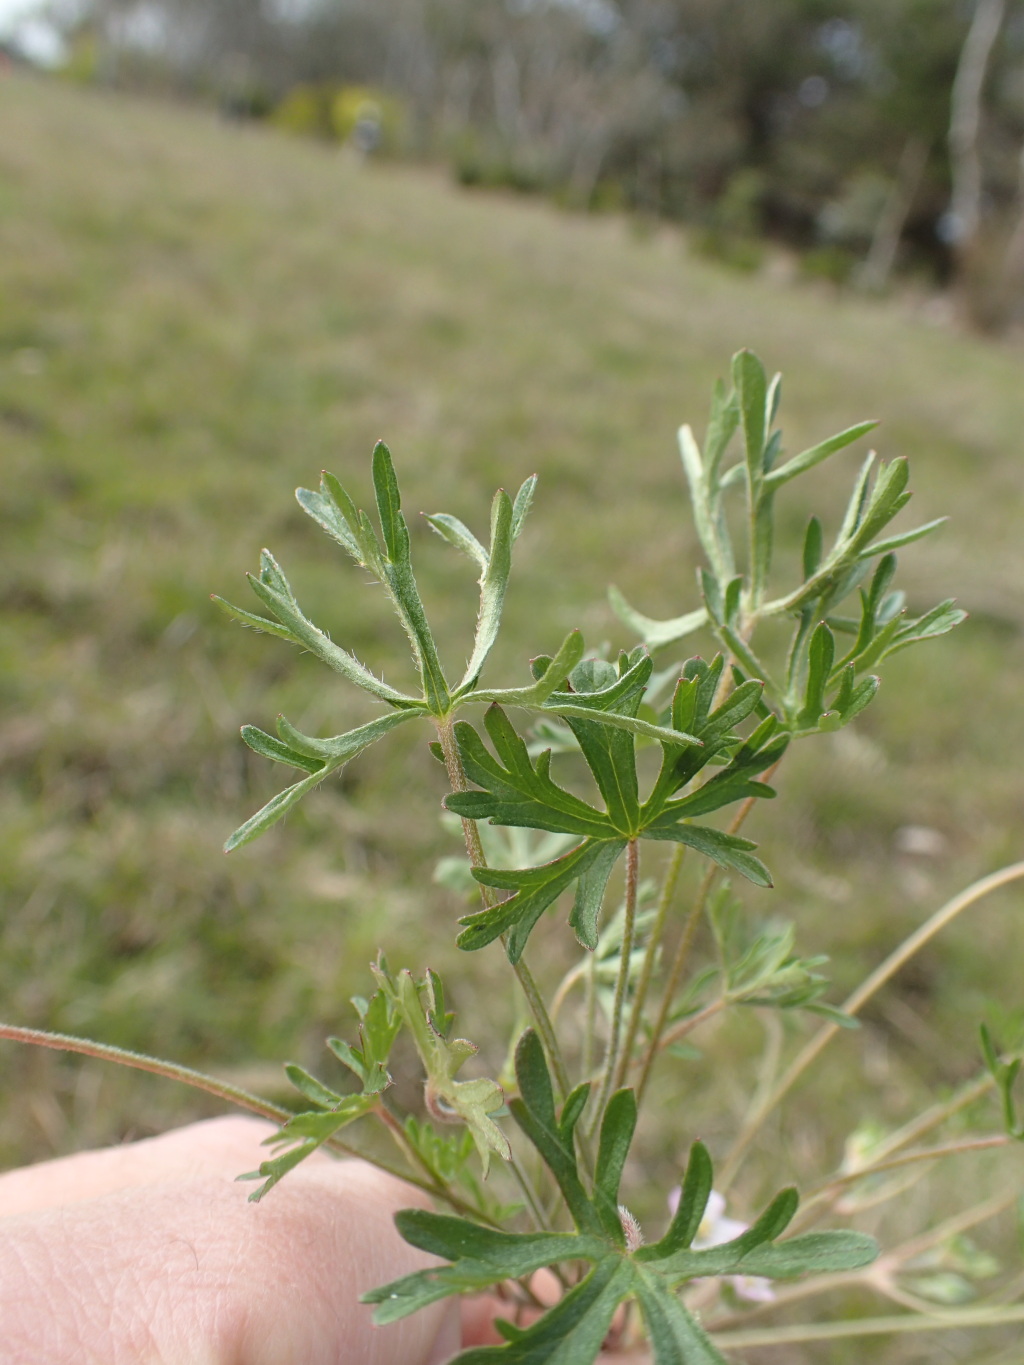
<box><xmin>0</xmin><ymin>1116</ymin><xmax>281</xmax><ymax>1215</ymax></box>
<box><xmin>1</xmin><ymin>1141</ymin><xmax>457</xmax><ymax>1365</ymax></box>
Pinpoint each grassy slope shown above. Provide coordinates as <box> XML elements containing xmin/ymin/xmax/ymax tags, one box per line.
<box><xmin>2</xmin><ymin>75</ymin><xmax>1023</xmax><ymax>1317</ymax></box>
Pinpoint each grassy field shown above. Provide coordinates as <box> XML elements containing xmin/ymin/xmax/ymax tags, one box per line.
<box><xmin>2</xmin><ymin>71</ymin><xmax>1024</xmax><ymax>1359</ymax></box>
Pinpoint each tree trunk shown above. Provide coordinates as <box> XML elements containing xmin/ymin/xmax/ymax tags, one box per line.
<box><xmin>948</xmin><ymin>0</ymin><xmax>1005</xmax><ymax>258</ymax></box>
<box><xmin>857</xmin><ymin>136</ymin><xmax>929</xmax><ymax>293</ymax></box>
<box><xmin>1001</xmin><ymin>138</ymin><xmax>1024</xmax><ymax>285</ymax></box>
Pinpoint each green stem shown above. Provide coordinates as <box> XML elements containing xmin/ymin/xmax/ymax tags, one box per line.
<box><xmin>718</xmin><ymin>859</ymin><xmax>1024</xmax><ymax>1190</ymax></box>
<box><xmin>0</xmin><ymin>1021</ymin><xmax>480</xmax><ymax>1208</ymax></box>
<box><xmin>434</xmin><ymin>715</ymin><xmax>571</xmax><ymax>1098</ymax></box>
<box><xmin>549</xmin><ymin>963</ymin><xmax>585</xmax><ymax>1026</ymax></box>
<box><xmin>508</xmin><ymin>1150</ymin><xmax>553</xmax><ymax>1233</ymax></box>
<box><xmin>634</xmin><ymin>759</ymin><xmax>779</xmax><ymax>1106</ymax></box>
<box><xmin>864</xmin><ymin>1070</ymin><xmax>999</xmax><ymax>1166</ymax></box>
<box><xmin>875</xmin><ymin>1182</ymin><xmax>1024</xmax><ymax>1272</ymax></box>
<box><xmin>614</xmin><ymin>842</ymin><xmax>685</xmax><ymax>1092</ymax></box>
<box><xmin>709</xmin><ymin>1179</ymin><xmax>1024</xmax><ymax>1335</ymax></box>
<box><xmin>582</xmin><ymin>948</ymin><xmax>597</xmax><ymax>1082</ymax></box>
<box><xmin>712</xmin><ymin>1305</ymin><xmax>1024</xmax><ymax>1350</ymax></box>
<box><xmin>654</xmin><ymin>996</ymin><xmax>726</xmax><ymax>1052</ymax></box>
<box><xmin>373</xmin><ymin>1106</ymin><xmax>498</xmax><ymax>1223</ymax></box>
<box><xmin>634</xmin><ymin>860</ymin><xmax>716</xmax><ymax>1106</ymax></box>
<box><xmin>796</xmin><ymin>1133</ymin><xmax>1011</xmax><ymax>1225</ymax></box>
<box><xmin>514</xmin><ymin>957</ymin><xmax>571</xmax><ymax>1099</ymax></box>
<box><xmin>0</xmin><ymin>1022</ymin><xmax>292</xmax><ymax>1123</ymax></box>
<box><xmin>591</xmin><ymin>838</ymin><xmax>639</xmax><ymax>1128</ymax></box>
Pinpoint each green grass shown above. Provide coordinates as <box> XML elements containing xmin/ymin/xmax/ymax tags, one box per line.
<box><xmin>2</xmin><ymin>72</ymin><xmax>1024</xmax><ymax>1356</ymax></box>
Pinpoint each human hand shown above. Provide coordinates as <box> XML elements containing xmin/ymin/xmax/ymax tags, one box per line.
<box><xmin>0</xmin><ymin>1116</ymin><xmax>460</xmax><ymax>1365</ymax></box>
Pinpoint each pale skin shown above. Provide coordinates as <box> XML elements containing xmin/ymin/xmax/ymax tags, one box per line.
<box><xmin>0</xmin><ymin>1116</ymin><xmax>466</xmax><ymax>1365</ymax></box>
<box><xmin>0</xmin><ymin>1116</ymin><xmax>645</xmax><ymax>1364</ymax></box>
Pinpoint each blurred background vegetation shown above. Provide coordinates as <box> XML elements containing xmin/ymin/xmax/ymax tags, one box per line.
<box><xmin>8</xmin><ymin>0</ymin><xmax>1024</xmax><ymax>327</ymax></box>
<box><xmin>1</xmin><ymin>13</ymin><xmax>1024</xmax><ymax>1357</ymax></box>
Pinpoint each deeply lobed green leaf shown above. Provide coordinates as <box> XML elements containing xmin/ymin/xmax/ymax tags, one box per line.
<box><xmin>368</xmin><ymin>1034</ymin><xmax>879</xmax><ymax>1364</ymax></box>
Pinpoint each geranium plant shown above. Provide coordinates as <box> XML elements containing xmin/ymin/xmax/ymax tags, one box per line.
<box><xmin>6</xmin><ymin>350</ymin><xmax>1024</xmax><ymax>1361</ymax></box>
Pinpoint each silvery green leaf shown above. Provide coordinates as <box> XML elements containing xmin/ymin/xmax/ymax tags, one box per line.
<box><xmin>836</xmin><ymin>451</ymin><xmax>877</xmax><ymax>543</ymax></box>
<box><xmin>679</xmin><ymin>422</ymin><xmax>736</xmax><ymax>585</ymax></box>
<box><xmin>614</xmin><ymin>584</ymin><xmax>709</xmax><ymax>652</ymax></box>
<box><xmin>224</xmin><ymin>763</ymin><xmax>338</xmax><ymax>852</ymax></box>
<box><xmin>257</xmin><ymin>547</ymin><xmax>295</xmax><ymax>599</ymax></box>
<box><xmin>751</xmin><ymin>488</ymin><xmax>775</xmax><ymax>604</ymax></box>
<box><xmin>724</xmin><ymin>1230</ymin><xmax>879</xmax><ymax>1278</ymax></box>
<box><xmin>765</xmin><ymin>420</ymin><xmax>877</xmax><ymax>490</ymax></box>
<box><xmin>733</xmin><ymin>349</ymin><xmax>767</xmax><ymax>494</ymax></box>
<box><xmin>799</xmin><ymin>621</ymin><xmax>835</xmax><ymax>727</ymax></box>
<box><xmin>700</xmin><ymin>566</ymin><xmax>723</xmax><ymax>624</ymax></box>
<box><xmin>766</xmin><ymin>370</ymin><xmax>782</xmax><ymax>428</ymax></box>
<box><xmin>703</xmin><ymin>378</ymin><xmax>740</xmax><ymax>480</ymax></box>
<box><xmin>295</xmin><ymin>474</ymin><xmax>363</xmax><ymax>560</ymax></box>
<box><xmin>846</xmin><ymin>457</ymin><xmax>911</xmax><ymax>552</ymax></box>
<box><xmin>211</xmin><ymin>595</ymin><xmax>301</xmax><ymax>644</ymax></box>
<box><xmin>887</xmin><ymin>600</ymin><xmax>966</xmax><ymax>655</ymax></box>
<box><xmin>239</xmin><ymin>1093</ymin><xmax>377</xmax><ymax>1200</ymax></box>
<box><xmin>227</xmin><ymin>711</ymin><xmax>418</xmax><ymax>850</ymax></box>
<box><xmin>276</xmin><ymin>709</ymin><xmax>420</xmax><ymax>760</ymax></box>
<box><xmin>245</xmin><ymin>572</ymin><xmax>414</xmax><ymax>704</ymax></box>
<box><xmin>460</xmin><ymin>487</ymin><xmax>514</xmax><ymax>689</ymax></box>
<box><xmin>369</xmin><ymin>444</ymin><xmax>451</xmax><ymax>713</ymax></box>
<box><xmin>648</xmin><ymin>1141</ymin><xmax>713</xmax><ymax>1256</ymax></box>
<box><xmin>240</xmin><ymin>724</ymin><xmax>321</xmax><ymax>773</ymax></box>
<box><xmin>372</xmin><ymin>439</ymin><xmax>410</xmax><ymax>563</ymax></box>
<box><xmin>510</xmin><ymin>474</ymin><xmax>538</xmax><ymax>540</ymax></box>
<box><xmin>715</xmin><ymin>622</ymin><xmax>777</xmax><ymax>691</ymax></box>
<box><xmin>424</xmin><ymin>512</ymin><xmax>488</xmax><ymax>568</ymax></box>
<box><xmin>543</xmin><ymin>704</ymin><xmax>700</xmax><ymax>749</ymax></box>
<box><xmin>836</xmin><ymin>672</ymin><xmax>879</xmax><ymax>724</ymax></box>
<box><xmin>856</xmin><ymin>516</ymin><xmax>948</xmax><ymax>559</ymax></box>
<box><xmin>472</xmin><ymin>629</ymin><xmax>586</xmax><ymax>706</ymax></box>
<box><xmin>594</xmin><ymin>1089</ymin><xmax>637</xmax><ymax>1216</ymax></box>
<box><xmin>283</xmin><ymin>1063</ymin><xmax>343</xmax><ymax>1109</ymax></box>
<box><xmin>802</xmin><ymin>516</ymin><xmax>823</xmax><ymax>579</ymax></box>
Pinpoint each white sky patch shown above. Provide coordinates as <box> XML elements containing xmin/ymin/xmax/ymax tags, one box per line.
<box><xmin>0</xmin><ymin>0</ymin><xmax>44</xmax><ymax>30</ymax></box>
<box><xmin>0</xmin><ymin>0</ymin><xmax>68</xmax><ymax>66</ymax></box>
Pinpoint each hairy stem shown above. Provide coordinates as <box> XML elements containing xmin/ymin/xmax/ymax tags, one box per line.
<box><xmin>710</xmin><ymin>1184</ymin><xmax>1024</xmax><ymax>1335</ymax></box>
<box><xmin>508</xmin><ymin>1149</ymin><xmax>554</xmax><ymax>1233</ymax></box>
<box><xmin>712</xmin><ymin>1304</ymin><xmax>1024</xmax><ymax>1350</ymax></box>
<box><xmin>591</xmin><ymin>838</ymin><xmax>639</xmax><ymax>1128</ymax></box>
<box><xmin>656</xmin><ymin>997</ymin><xmax>726</xmax><ymax>1051</ymax></box>
<box><xmin>0</xmin><ymin>1022</ymin><xmax>293</xmax><ymax>1123</ymax></box>
<box><xmin>0</xmin><ymin>1021</ymin><xmax>489</xmax><ymax>1209</ymax></box>
<box><xmin>582</xmin><ymin>946</ymin><xmax>598</xmax><ymax>1081</ymax></box>
<box><xmin>614</xmin><ymin>842</ymin><xmax>685</xmax><ymax>1092</ymax></box>
<box><xmin>876</xmin><ymin>1181</ymin><xmax>1024</xmax><ymax>1270</ymax></box>
<box><xmin>373</xmin><ymin>1106</ymin><xmax>497</xmax><ymax>1223</ymax></box>
<box><xmin>634</xmin><ymin>762</ymin><xmax>779</xmax><ymax>1105</ymax></box>
<box><xmin>718</xmin><ymin>859</ymin><xmax>1024</xmax><ymax>1190</ymax></box>
<box><xmin>634</xmin><ymin>860</ymin><xmax>716</xmax><ymax>1105</ymax></box>
<box><xmin>796</xmin><ymin>1133</ymin><xmax>1011</xmax><ymax>1224</ymax></box>
<box><xmin>867</xmin><ymin>1072</ymin><xmax>996</xmax><ymax>1164</ymax></box>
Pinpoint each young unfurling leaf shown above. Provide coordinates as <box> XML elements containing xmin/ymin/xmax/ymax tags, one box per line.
<box><xmin>375</xmin><ymin>964</ymin><xmax>511</xmax><ymax>1174</ymax></box>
